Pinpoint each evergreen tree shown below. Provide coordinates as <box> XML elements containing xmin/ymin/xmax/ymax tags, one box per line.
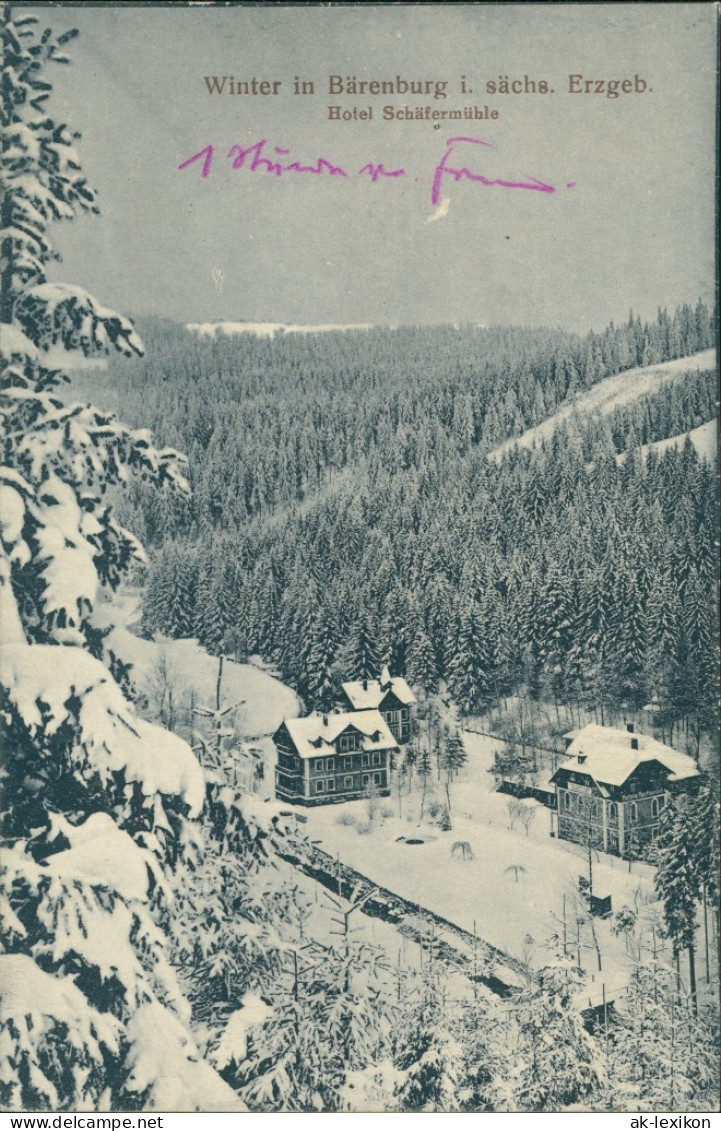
<box><xmin>686</xmin><ymin>782</ymin><xmax>721</xmax><ymax>984</ymax></box>
<box><xmin>609</xmin><ymin>956</ymin><xmax>719</xmax><ymax>1110</ymax></box>
<box><xmin>406</xmin><ymin>623</ymin><xmax>438</xmax><ymax>693</ymax></box>
<box><xmin>346</xmin><ymin>612</ymin><xmax>381</xmax><ymax>682</ymax></box>
<box><xmin>443</xmin><ymin>729</ymin><xmax>468</xmax><ymax>779</ymax></box>
<box><xmin>0</xmin><ymin>10</ymin><xmax>238</xmax><ymax>1109</ymax></box>
<box><xmin>394</xmin><ymin>955</ymin><xmax>464</xmax><ymax>1112</ymax></box>
<box><xmin>307</xmin><ymin>605</ymin><xmax>340</xmax><ymax>710</ymax></box>
<box><xmin>654</xmin><ymin>798</ymin><xmax>700</xmax><ymax>1011</ymax></box>
<box><xmin>509</xmin><ymin>961</ymin><xmax>603</xmax><ymax>1110</ymax></box>
<box><xmin>447</xmin><ymin>600</ymin><xmax>485</xmax><ymax>713</ymax></box>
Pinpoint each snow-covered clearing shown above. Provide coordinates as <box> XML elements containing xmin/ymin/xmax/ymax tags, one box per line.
<box><xmin>634</xmin><ymin>418</ymin><xmax>717</xmax><ymax>464</ymax></box>
<box><xmin>268</xmin><ymin>848</ymin><xmax>462</xmax><ymax>994</ymax></box>
<box><xmin>101</xmin><ymin>591</ymin><xmax>300</xmax><ymax>740</ymax></box>
<box><xmin>295</xmin><ymin>730</ymin><xmax>680</xmax><ymax>1009</ymax></box>
<box><xmin>489</xmin><ymin>349</ymin><xmax>716</xmax><ymax>462</ymax></box>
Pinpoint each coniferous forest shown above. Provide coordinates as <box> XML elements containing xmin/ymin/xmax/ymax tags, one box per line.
<box><xmin>87</xmin><ymin>309</ymin><xmax>718</xmax><ymax>748</ymax></box>
<box><xmin>2</xmin><ymin>7</ymin><xmax>719</xmax><ymax>1116</ymax></box>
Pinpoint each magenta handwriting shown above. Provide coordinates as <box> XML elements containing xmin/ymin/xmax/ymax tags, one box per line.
<box><xmin>431</xmin><ymin>136</ymin><xmax>556</xmax><ymax>206</ymax></box>
<box><xmin>178</xmin><ymin>144</ymin><xmax>215</xmax><ymax>179</ymax></box>
<box><xmin>228</xmin><ymin>140</ymin><xmax>348</xmax><ymax>178</ymax></box>
<box><xmin>358</xmin><ymin>161</ymin><xmax>406</xmax><ymax>183</ymax></box>
<box><xmin>178</xmin><ymin>141</ymin><xmax>405</xmax><ymax>184</ymax></box>
<box><xmin>178</xmin><ymin>138</ymin><xmax>567</xmax><ymax>204</ymax></box>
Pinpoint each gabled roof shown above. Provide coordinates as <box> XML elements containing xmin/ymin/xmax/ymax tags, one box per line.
<box><xmin>279</xmin><ymin>710</ymin><xmax>398</xmax><ymax>759</ymax></box>
<box><xmin>342</xmin><ymin>671</ymin><xmax>416</xmax><ymax>710</ymax></box>
<box><xmin>551</xmin><ymin>724</ymin><xmax>699</xmax><ymax>790</ymax></box>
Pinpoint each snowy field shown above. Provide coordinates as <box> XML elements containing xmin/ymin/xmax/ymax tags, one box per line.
<box><xmin>489</xmin><ymin>348</ymin><xmax>716</xmax><ymax>463</ymax></box>
<box><xmin>636</xmin><ymin>418</ymin><xmax>717</xmax><ymax>464</ymax></box>
<box><xmin>100</xmin><ymin>593</ymin><xmax>712</xmax><ymax>1010</ymax></box>
<box><xmin>294</xmin><ymin>730</ymin><xmax>684</xmax><ymax>1009</ymax></box>
<box><xmin>100</xmin><ymin>592</ymin><xmax>300</xmax><ymax>739</ymax></box>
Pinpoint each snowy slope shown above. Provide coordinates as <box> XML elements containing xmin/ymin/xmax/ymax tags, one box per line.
<box><xmin>109</xmin><ymin>628</ymin><xmax>300</xmax><ymax>738</ymax></box>
<box><xmin>634</xmin><ymin>418</ymin><xmax>717</xmax><ymax>463</ymax></box>
<box><xmin>489</xmin><ymin>348</ymin><xmax>716</xmax><ymax>462</ymax></box>
<box><xmin>101</xmin><ymin>592</ymin><xmax>300</xmax><ymax>738</ymax></box>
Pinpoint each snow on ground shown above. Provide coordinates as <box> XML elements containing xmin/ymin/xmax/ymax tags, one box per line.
<box><xmin>296</xmin><ymin>730</ymin><xmax>672</xmax><ymax>1008</ymax></box>
<box><xmin>635</xmin><ymin>418</ymin><xmax>717</xmax><ymax>464</ymax></box>
<box><xmin>266</xmin><ymin>842</ymin><xmax>480</xmax><ymax>1008</ymax></box>
<box><xmin>489</xmin><ymin>349</ymin><xmax>716</xmax><ymax>463</ymax></box>
<box><xmin>101</xmin><ymin>591</ymin><xmax>300</xmax><ymax>739</ymax></box>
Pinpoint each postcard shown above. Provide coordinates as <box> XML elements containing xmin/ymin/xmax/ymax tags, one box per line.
<box><xmin>1</xmin><ymin>0</ymin><xmax>718</xmax><ymax>1119</ymax></box>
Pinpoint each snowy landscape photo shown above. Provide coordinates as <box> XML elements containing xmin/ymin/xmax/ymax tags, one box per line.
<box><xmin>0</xmin><ymin>0</ymin><xmax>719</xmax><ymax>1117</ymax></box>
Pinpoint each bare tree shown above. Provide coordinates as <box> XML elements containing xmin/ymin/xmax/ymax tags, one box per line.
<box><xmin>518</xmin><ymin>803</ymin><xmax>537</xmax><ymax>838</ymax></box>
<box><xmin>505</xmin><ymin>864</ymin><xmax>526</xmax><ymax>884</ymax></box>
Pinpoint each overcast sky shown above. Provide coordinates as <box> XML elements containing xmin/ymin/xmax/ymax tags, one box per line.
<box><xmin>25</xmin><ymin>2</ymin><xmax>717</xmax><ymax>331</ymax></box>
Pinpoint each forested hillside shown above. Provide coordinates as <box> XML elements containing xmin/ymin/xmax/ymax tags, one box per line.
<box><xmin>71</xmin><ymin>304</ymin><xmax>718</xmax><ymax>751</ymax></box>
<box><xmin>4</xmin><ymin>6</ymin><xmax>718</xmax><ymax>1114</ymax></box>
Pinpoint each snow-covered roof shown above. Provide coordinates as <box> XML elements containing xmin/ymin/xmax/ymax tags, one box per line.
<box><xmin>342</xmin><ymin>672</ymin><xmax>416</xmax><ymax>710</ymax></box>
<box><xmin>534</xmin><ymin>775</ymin><xmax>557</xmax><ymax>795</ymax></box>
<box><xmin>552</xmin><ymin>724</ymin><xmax>699</xmax><ymax>789</ymax></box>
<box><xmin>281</xmin><ymin>710</ymin><xmax>398</xmax><ymax>759</ymax></box>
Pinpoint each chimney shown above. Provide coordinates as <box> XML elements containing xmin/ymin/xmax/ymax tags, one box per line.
<box><xmin>631</xmin><ymin>737</ymin><xmax>639</xmax><ymax>751</ymax></box>
<box><xmin>322</xmin><ymin>714</ymin><xmax>328</xmax><ymax>727</ymax></box>
<box><xmin>363</xmin><ymin>678</ymin><xmax>367</xmax><ymax>691</ymax></box>
<box><xmin>626</xmin><ymin>723</ymin><xmax>635</xmax><ymax>734</ymax></box>
<box><xmin>565</xmin><ymin>736</ymin><xmax>573</xmax><ymax>751</ymax></box>
<box><xmin>577</xmin><ymin>753</ymin><xmax>586</xmax><ymax>765</ymax></box>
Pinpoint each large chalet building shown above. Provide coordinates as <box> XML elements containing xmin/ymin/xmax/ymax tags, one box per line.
<box><xmin>551</xmin><ymin>723</ymin><xmax>699</xmax><ymax>859</ymax></box>
<box><xmin>341</xmin><ymin>666</ymin><xmax>416</xmax><ymax>744</ymax></box>
<box><xmin>274</xmin><ymin>709</ymin><xmax>398</xmax><ymax>806</ymax></box>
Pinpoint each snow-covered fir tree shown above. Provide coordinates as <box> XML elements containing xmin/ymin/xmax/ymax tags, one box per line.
<box><xmin>0</xmin><ymin>9</ymin><xmax>239</xmax><ymax>1109</ymax></box>
<box><xmin>346</xmin><ymin>612</ymin><xmax>381</xmax><ymax>682</ymax></box>
<box><xmin>653</xmin><ymin>796</ymin><xmax>702</xmax><ymax>1010</ymax></box>
<box><xmin>393</xmin><ymin>945</ymin><xmax>465</xmax><ymax>1112</ymax></box>
<box><xmin>607</xmin><ymin>949</ymin><xmax>720</xmax><ymax>1111</ymax></box>
<box><xmin>507</xmin><ymin>961</ymin><xmax>602</xmax><ymax>1111</ymax></box>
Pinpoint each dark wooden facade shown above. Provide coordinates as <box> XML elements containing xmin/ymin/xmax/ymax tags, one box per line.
<box><xmin>553</xmin><ymin>758</ymin><xmax>691</xmax><ymax>858</ymax></box>
<box><xmin>274</xmin><ymin>716</ymin><xmax>395</xmax><ymax>806</ymax></box>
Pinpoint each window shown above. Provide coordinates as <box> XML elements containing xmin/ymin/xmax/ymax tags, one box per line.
<box><xmin>362</xmin><ymin>774</ymin><xmax>370</xmax><ymax>786</ymax></box>
<box><xmin>401</xmin><ymin>708</ymin><xmax>409</xmax><ymax>720</ymax></box>
<box><xmin>327</xmin><ymin>779</ymin><xmax>336</xmax><ymax>792</ymax></box>
<box><xmin>651</xmin><ymin>797</ymin><xmax>660</xmax><ymax>818</ymax></box>
<box><xmin>629</xmin><ymin>802</ymin><xmax>638</xmax><ymax>822</ymax></box>
<box><xmin>316</xmin><ymin>781</ymin><xmax>324</xmax><ymax>793</ymax></box>
<box><xmin>344</xmin><ymin>776</ymin><xmax>353</xmax><ymax>789</ymax></box>
<box><xmin>326</xmin><ymin>758</ymin><xmax>335</xmax><ymax>771</ymax></box>
<box><xmin>564</xmin><ymin>792</ymin><xmax>571</xmax><ymax>811</ymax></box>
<box><xmin>373</xmin><ymin>772</ymin><xmax>381</xmax><ymax>785</ymax></box>
<box><xmin>372</xmin><ymin>752</ymin><xmax>382</xmax><ymax>767</ymax></box>
<box><xmin>343</xmin><ymin>757</ymin><xmax>353</xmax><ymax>771</ymax></box>
<box><xmin>608</xmin><ymin>803</ymin><xmax>617</xmax><ymax>819</ymax></box>
<box><xmin>314</xmin><ymin>759</ymin><xmax>324</xmax><ymax>772</ymax></box>
<box><xmin>362</xmin><ymin>754</ymin><xmax>370</xmax><ymax>767</ymax></box>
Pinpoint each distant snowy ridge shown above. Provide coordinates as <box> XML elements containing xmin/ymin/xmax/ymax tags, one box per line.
<box><xmin>186</xmin><ymin>321</ymin><xmax>375</xmax><ymax>339</ymax></box>
<box><xmin>489</xmin><ymin>348</ymin><xmax>717</xmax><ymax>462</ymax></box>
<box><xmin>185</xmin><ymin>320</ymin><xmax>488</xmax><ymax>338</ymax></box>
